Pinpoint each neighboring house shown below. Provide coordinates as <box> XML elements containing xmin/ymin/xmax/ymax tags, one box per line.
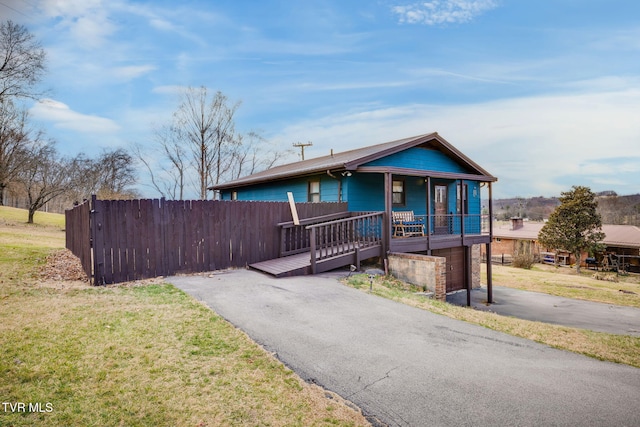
<box><xmin>486</xmin><ymin>218</ymin><xmax>640</xmax><ymax>273</ymax></box>
<box><xmin>211</xmin><ymin>132</ymin><xmax>498</xmax><ymax>297</ymax></box>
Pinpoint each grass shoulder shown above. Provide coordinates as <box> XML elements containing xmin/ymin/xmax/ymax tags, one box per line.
<box><xmin>342</xmin><ymin>274</ymin><xmax>640</xmax><ymax>369</ymax></box>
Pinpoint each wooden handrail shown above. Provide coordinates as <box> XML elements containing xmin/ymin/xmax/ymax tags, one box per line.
<box><xmin>307</xmin><ymin>212</ymin><xmax>384</xmax><ymax>273</ymax></box>
<box><xmin>277</xmin><ymin>211</ymin><xmax>352</xmax><ymax>228</ymax></box>
<box><xmin>278</xmin><ymin>211</ymin><xmax>378</xmax><ymax>257</ymax></box>
<box><xmin>305</xmin><ymin>211</ymin><xmax>384</xmax><ymax>230</ymax></box>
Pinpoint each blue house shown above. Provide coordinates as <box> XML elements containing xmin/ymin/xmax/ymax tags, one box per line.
<box><xmin>212</xmin><ymin>132</ymin><xmax>497</xmax><ymax>300</ymax></box>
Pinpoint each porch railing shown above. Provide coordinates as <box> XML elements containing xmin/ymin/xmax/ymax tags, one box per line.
<box><xmin>393</xmin><ymin>213</ymin><xmax>489</xmax><ymax>237</ymax></box>
<box><xmin>278</xmin><ymin>211</ymin><xmax>356</xmax><ymax>257</ymax></box>
<box><xmin>307</xmin><ymin>212</ymin><xmax>384</xmax><ymax>272</ymax></box>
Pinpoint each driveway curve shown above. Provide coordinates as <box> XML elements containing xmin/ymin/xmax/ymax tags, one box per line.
<box><xmin>169</xmin><ymin>270</ymin><xmax>640</xmax><ymax>427</ymax></box>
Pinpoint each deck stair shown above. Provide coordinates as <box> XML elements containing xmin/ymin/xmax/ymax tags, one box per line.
<box><xmin>250</xmin><ymin>211</ymin><xmax>384</xmax><ymax>277</ymax></box>
<box><xmin>250</xmin><ymin>252</ymin><xmax>312</xmax><ymax>277</ymax></box>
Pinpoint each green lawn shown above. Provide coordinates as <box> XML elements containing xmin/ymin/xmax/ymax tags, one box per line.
<box><xmin>0</xmin><ymin>208</ymin><xmax>368</xmax><ymax>427</ymax></box>
<box><xmin>487</xmin><ymin>263</ymin><xmax>640</xmax><ymax>308</ymax></box>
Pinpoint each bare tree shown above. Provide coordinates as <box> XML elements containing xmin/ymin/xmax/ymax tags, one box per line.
<box><xmin>133</xmin><ymin>124</ymin><xmax>188</xmax><ymax>200</ymax></box>
<box><xmin>0</xmin><ymin>20</ymin><xmax>47</xmax><ymax>102</ymax></box>
<box><xmin>63</xmin><ymin>148</ymin><xmax>138</xmax><ymax>202</ymax></box>
<box><xmin>137</xmin><ymin>87</ymin><xmax>292</xmax><ymax>200</ymax></box>
<box><xmin>17</xmin><ymin>141</ymin><xmax>79</xmax><ymax>223</ymax></box>
<box><xmin>173</xmin><ymin>86</ymin><xmax>240</xmax><ymax>199</ymax></box>
<box><xmin>0</xmin><ymin>98</ymin><xmax>37</xmax><ymax>205</ymax></box>
<box><xmin>94</xmin><ymin>148</ymin><xmax>137</xmax><ymax>199</ymax></box>
<box><xmin>231</xmin><ymin>131</ymin><xmax>288</xmax><ymax>180</ymax></box>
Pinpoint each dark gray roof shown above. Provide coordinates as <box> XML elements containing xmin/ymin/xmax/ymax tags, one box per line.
<box><xmin>212</xmin><ymin>132</ymin><xmax>496</xmax><ymax>190</ymax></box>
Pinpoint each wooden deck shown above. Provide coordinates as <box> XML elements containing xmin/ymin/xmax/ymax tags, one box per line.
<box><xmin>250</xmin><ymin>241</ymin><xmax>383</xmax><ymax>277</ymax></box>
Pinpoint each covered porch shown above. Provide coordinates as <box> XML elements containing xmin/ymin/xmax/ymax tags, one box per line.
<box><xmin>369</xmin><ymin>170</ymin><xmax>495</xmax><ymax>304</ymax></box>
<box><xmin>252</xmin><ymin>168</ymin><xmax>495</xmax><ymax>305</ymax></box>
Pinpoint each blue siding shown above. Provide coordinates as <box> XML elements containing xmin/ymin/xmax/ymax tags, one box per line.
<box><xmin>221</xmin><ymin>174</ymin><xmax>340</xmax><ymax>203</ymax></box>
<box><xmin>399</xmin><ymin>176</ymin><xmax>428</xmax><ymax>215</ymax></box>
<box><xmin>364</xmin><ymin>147</ymin><xmax>470</xmax><ymax>174</ymax></box>
<box><xmin>346</xmin><ymin>174</ymin><xmax>384</xmax><ymax>211</ymax></box>
<box><xmin>222</xmin><ymin>173</ymin><xmax>482</xmax><ymax>227</ymax></box>
<box><xmin>219</xmin><ymin>146</ymin><xmax>484</xmax><ymax>220</ymax></box>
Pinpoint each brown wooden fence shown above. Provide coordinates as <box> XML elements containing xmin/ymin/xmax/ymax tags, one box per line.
<box><xmin>65</xmin><ymin>200</ymin><xmax>92</xmax><ymax>280</ymax></box>
<box><xmin>65</xmin><ymin>196</ymin><xmax>347</xmax><ymax>285</ymax></box>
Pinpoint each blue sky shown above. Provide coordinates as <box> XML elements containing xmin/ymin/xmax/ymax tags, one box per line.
<box><xmin>2</xmin><ymin>0</ymin><xmax>639</xmax><ymax>199</ymax></box>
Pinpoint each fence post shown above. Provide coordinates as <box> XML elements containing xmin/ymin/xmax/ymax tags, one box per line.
<box><xmin>90</xmin><ymin>195</ymin><xmax>100</xmax><ymax>285</ymax></box>
<box><xmin>309</xmin><ymin>227</ymin><xmax>317</xmax><ymax>274</ymax></box>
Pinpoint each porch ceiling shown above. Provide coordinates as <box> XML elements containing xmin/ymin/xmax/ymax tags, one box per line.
<box><xmin>355</xmin><ymin>166</ymin><xmax>496</xmax><ymax>182</ymax></box>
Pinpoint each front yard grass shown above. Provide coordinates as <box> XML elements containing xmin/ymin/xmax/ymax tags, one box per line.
<box><xmin>486</xmin><ymin>263</ymin><xmax>640</xmax><ymax>308</ymax></box>
<box><xmin>343</xmin><ymin>274</ymin><xmax>640</xmax><ymax>369</ymax></box>
<box><xmin>1</xmin><ymin>209</ymin><xmax>368</xmax><ymax>427</ymax></box>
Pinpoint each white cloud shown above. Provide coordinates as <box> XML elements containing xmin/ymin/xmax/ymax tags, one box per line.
<box><xmin>39</xmin><ymin>0</ymin><xmax>117</xmax><ymax>48</ymax></box>
<box><xmin>152</xmin><ymin>85</ymin><xmax>187</xmax><ymax>95</ymax></box>
<box><xmin>392</xmin><ymin>0</ymin><xmax>499</xmax><ymax>25</ymax></box>
<box><xmin>270</xmin><ymin>87</ymin><xmax>640</xmax><ymax>198</ymax></box>
<box><xmin>31</xmin><ymin>98</ymin><xmax>120</xmax><ymax>133</ymax></box>
<box><xmin>112</xmin><ymin>65</ymin><xmax>156</xmax><ymax>80</ymax></box>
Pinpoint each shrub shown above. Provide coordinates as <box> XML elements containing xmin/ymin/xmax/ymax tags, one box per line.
<box><xmin>512</xmin><ymin>251</ymin><xmax>537</xmax><ymax>269</ymax></box>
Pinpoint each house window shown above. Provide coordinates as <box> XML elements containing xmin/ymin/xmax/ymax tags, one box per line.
<box><xmin>457</xmin><ymin>183</ymin><xmax>468</xmax><ymax>214</ymax></box>
<box><xmin>231</xmin><ymin>191</ymin><xmax>238</xmax><ymax>200</ymax></box>
<box><xmin>392</xmin><ymin>180</ymin><xmax>405</xmax><ymax>206</ymax></box>
<box><xmin>308</xmin><ymin>180</ymin><xmax>320</xmax><ymax>202</ymax></box>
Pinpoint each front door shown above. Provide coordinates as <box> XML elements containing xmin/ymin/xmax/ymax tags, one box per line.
<box><xmin>434</xmin><ymin>185</ymin><xmax>448</xmax><ymax>235</ymax></box>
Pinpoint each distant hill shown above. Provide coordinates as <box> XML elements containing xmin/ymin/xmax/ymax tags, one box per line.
<box><xmin>486</xmin><ymin>193</ymin><xmax>640</xmax><ymax>226</ymax></box>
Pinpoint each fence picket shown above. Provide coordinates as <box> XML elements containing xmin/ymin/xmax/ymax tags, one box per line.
<box><xmin>65</xmin><ymin>198</ymin><xmax>346</xmax><ymax>284</ymax></box>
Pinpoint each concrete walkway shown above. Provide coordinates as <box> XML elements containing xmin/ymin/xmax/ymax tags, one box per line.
<box><xmin>168</xmin><ymin>270</ymin><xmax>640</xmax><ymax>427</ymax></box>
<box><xmin>446</xmin><ymin>286</ymin><xmax>640</xmax><ymax>336</ymax></box>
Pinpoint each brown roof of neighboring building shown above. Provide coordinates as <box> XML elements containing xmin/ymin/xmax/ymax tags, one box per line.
<box><xmin>493</xmin><ymin>222</ymin><xmax>640</xmax><ymax>249</ymax></box>
<box><xmin>601</xmin><ymin>225</ymin><xmax>640</xmax><ymax>248</ymax></box>
<box><xmin>211</xmin><ymin>132</ymin><xmax>497</xmax><ymax>190</ymax></box>
<box><xmin>493</xmin><ymin>222</ymin><xmax>543</xmax><ymax>240</ymax></box>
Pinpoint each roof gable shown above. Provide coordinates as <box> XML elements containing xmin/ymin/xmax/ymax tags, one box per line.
<box><xmin>362</xmin><ymin>146</ymin><xmax>472</xmax><ymax>174</ymax></box>
<box><xmin>212</xmin><ymin>132</ymin><xmax>496</xmax><ymax>190</ymax></box>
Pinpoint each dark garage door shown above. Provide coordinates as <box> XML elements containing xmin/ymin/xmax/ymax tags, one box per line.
<box><xmin>432</xmin><ymin>247</ymin><xmax>465</xmax><ymax>293</ymax></box>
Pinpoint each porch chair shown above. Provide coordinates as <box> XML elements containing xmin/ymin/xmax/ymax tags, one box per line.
<box><xmin>392</xmin><ymin>211</ymin><xmax>425</xmax><ymax>237</ymax></box>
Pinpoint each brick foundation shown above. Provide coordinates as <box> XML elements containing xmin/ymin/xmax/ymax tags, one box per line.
<box><xmin>388</xmin><ymin>252</ymin><xmax>447</xmax><ymax>301</ymax></box>
<box><xmin>472</xmin><ymin>244</ymin><xmax>481</xmax><ymax>289</ymax></box>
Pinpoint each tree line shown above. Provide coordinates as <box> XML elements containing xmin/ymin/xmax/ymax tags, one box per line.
<box><xmin>0</xmin><ymin>20</ymin><xmax>288</xmax><ymax>222</ymax></box>
<box><xmin>492</xmin><ymin>193</ymin><xmax>640</xmax><ymax>226</ymax></box>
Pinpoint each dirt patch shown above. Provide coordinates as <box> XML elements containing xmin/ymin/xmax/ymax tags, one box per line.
<box><xmin>36</xmin><ymin>249</ymin><xmax>169</xmax><ymax>289</ymax></box>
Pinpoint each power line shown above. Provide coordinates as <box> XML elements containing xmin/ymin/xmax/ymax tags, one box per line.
<box><xmin>0</xmin><ymin>1</ymin><xmax>31</xmax><ymax>19</ymax></box>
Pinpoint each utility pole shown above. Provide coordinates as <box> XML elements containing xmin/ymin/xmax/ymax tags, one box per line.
<box><xmin>293</xmin><ymin>141</ymin><xmax>313</xmax><ymax>160</ymax></box>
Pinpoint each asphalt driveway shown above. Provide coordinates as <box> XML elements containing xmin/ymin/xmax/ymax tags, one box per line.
<box><xmin>169</xmin><ymin>270</ymin><xmax>640</xmax><ymax>426</ymax></box>
<box><xmin>446</xmin><ymin>286</ymin><xmax>640</xmax><ymax>336</ymax></box>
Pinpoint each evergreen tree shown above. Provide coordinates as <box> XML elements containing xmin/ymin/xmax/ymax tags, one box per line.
<box><xmin>538</xmin><ymin>186</ymin><xmax>605</xmax><ymax>274</ymax></box>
